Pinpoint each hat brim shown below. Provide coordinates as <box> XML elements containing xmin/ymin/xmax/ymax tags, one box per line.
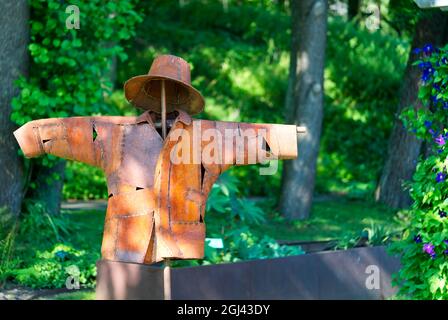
<box><xmin>124</xmin><ymin>74</ymin><xmax>205</xmax><ymax>115</ymax></box>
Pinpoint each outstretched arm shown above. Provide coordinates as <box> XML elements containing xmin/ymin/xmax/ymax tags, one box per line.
<box><xmin>207</xmin><ymin>120</ymin><xmax>299</xmax><ymax>169</ymax></box>
<box><xmin>14</xmin><ymin>117</ymin><xmax>102</xmax><ymax>167</ymax></box>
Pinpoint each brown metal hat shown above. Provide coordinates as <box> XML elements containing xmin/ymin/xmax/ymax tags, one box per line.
<box><xmin>124</xmin><ymin>55</ymin><xmax>205</xmax><ymax>115</ymax></box>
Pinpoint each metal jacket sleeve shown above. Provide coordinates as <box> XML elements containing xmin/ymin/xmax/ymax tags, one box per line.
<box><xmin>13</xmin><ymin>117</ymin><xmax>102</xmax><ymax>167</ymax></box>
<box><xmin>210</xmin><ymin>121</ymin><xmax>298</xmax><ymax>169</ymax></box>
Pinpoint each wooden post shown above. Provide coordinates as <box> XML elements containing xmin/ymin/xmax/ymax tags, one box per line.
<box><xmin>161</xmin><ymin>80</ymin><xmax>167</xmax><ymax>139</ymax></box>
<box><xmin>296</xmin><ymin>126</ymin><xmax>307</xmax><ymax>134</ymax></box>
<box><xmin>163</xmin><ymin>259</ymin><xmax>172</xmax><ymax>300</ymax></box>
<box><xmin>160</xmin><ymin>79</ymin><xmax>171</xmax><ymax>300</ymax></box>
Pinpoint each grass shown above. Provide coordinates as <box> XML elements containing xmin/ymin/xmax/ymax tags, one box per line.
<box><xmin>206</xmin><ymin>196</ymin><xmax>404</xmax><ymax>242</ymax></box>
<box><xmin>45</xmin><ymin>290</ymin><xmax>95</xmax><ymax>300</ymax></box>
<box><xmin>50</xmin><ymin>197</ymin><xmax>404</xmax><ymax>247</ymax></box>
<box><xmin>52</xmin><ymin>196</ymin><xmax>403</xmax><ymax>246</ymax></box>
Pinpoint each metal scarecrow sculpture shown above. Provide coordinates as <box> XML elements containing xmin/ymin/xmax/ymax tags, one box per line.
<box><xmin>14</xmin><ymin>55</ymin><xmax>303</xmax><ymax>265</ymax></box>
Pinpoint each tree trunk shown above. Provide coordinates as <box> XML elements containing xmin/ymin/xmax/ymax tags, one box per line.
<box><xmin>375</xmin><ymin>12</ymin><xmax>448</xmax><ymax>209</ymax></box>
<box><xmin>28</xmin><ymin>160</ymin><xmax>66</xmax><ymax>216</ymax></box>
<box><xmin>280</xmin><ymin>0</ymin><xmax>328</xmax><ymax>220</ymax></box>
<box><xmin>348</xmin><ymin>0</ymin><xmax>360</xmax><ymax>20</ymax></box>
<box><xmin>0</xmin><ymin>1</ymin><xmax>29</xmax><ymax>216</ymax></box>
<box><xmin>284</xmin><ymin>0</ymin><xmax>300</xmax><ymax>123</ymax></box>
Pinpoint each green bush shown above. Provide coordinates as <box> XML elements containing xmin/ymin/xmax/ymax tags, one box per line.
<box><xmin>63</xmin><ymin>162</ymin><xmax>107</xmax><ymax>200</ymax></box>
<box><xmin>12</xmin><ymin>243</ymin><xmax>97</xmax><ymax>289</ymax></box>
<box><xmin>391</xmin><ymin>44</ymin><xmax>448</xmax><ymax>299</ymax></box>
<box><xmin>2</xmin><ymin>202</ymin><xmax>100</xmax><ymax>289</ymax></box>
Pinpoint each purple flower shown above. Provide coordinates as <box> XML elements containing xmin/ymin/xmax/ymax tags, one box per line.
<box><xmin>413</xmin><ymin>48</ymin><xmax>422</xmax><ymax>55</ymax></box>
<box><xmin>433</xmin><ymin>84</ymin><xmax>441</xmax><ymax>91</ymax></box>
<box><xmin>423</xmin><ymin>44</ymin><xmax>434</xmax><ymax>54</ymax></box>
<box><xmin>436</xmin><ymin>172</ymin><xmax>446</xmax><ymax>183</ymax></box>
<box><xmin>419</xmin><ymin>61</ymin><xmax>431</xmax><ymax>70</ymax></box>
<box><xmin>422</xmin><ymin>72</ymin><xmax>432</xmax><ymax>82</ymax></box>
<box><xmin>424</xmin><ymin>120</ymin><xmax>432</xmax><ymax>128</ymax></box>
<box><xmin>431</xmin><ymin>95</ymin><xmax>440</xmax><ymax>104</ymax></box>
<box><xmin>435</xmin><ymin>134</ymin><xmax>446</xmax><ymax>146</ymax></box>
<box><xmin>414</xmin><ymin>234</ymin><xmax>422</xmax><ymax>243</ymax></box>
<box><xmin>439</xmin><ymin>211</ymin><xmax>447</xmax><ymax>218</ymax></box>
<box><xmin>438</xmin><ymin>149</ymin><xmax>444</xmax><ymax>154</ymax></box>
<box><xmin>443</xmin><ymin>102</ymin><xmax>448</xmax><ymax>109</ymax></box>
<box><xmin>423</xmin><ymin>243</ymin><xmax>436</xmax><ymax>259</ymax></box>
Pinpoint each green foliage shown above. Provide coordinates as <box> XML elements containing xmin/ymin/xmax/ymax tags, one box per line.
<box><xmin>12</xmin><ymin>243</ymin><xmax>97</xmax><ymax>289</ymax></box>
<box><xmin>63</xmin><ymin>162</ymin><xmax>107</xmax><ymax>200</ymax></box>
<box><xmin>174</xmin><ymin>226</ymin><xmax>304</xmax><ymax>268</ymax></box>
<box><xmin>3</xmin><ymin>204</ymin><xmax>101</xmax><ymax>289</ymax></box>
<box><xmin>335</xmin><ymin>222</ymin><xmax>401</xmax><ymax>250</ymax></box>
<box><xmin>0</xmin><ymin>208</ymin><xmax>20</xmax><ymax>286</ymax></box>
<box><xmin>19</xmin><ymin>201</ymin><xmax>71</xmax><ymax>242</ymax></box>
<box><xmin>392</xmin><ymin>46</ymin><xmax>448</xmax><ymax>300</ymax></box>
<box><xmin>387</xmin><ymin>0</ymin><xmax>421</xmax><ymax>37</ymax></box>
<box><xmin>198</xmin><ymin>227</ymin><xmax>304</xmax><ymax>267</ymax></box>
<box><xmin>319</xmin><ymin>17</ymin><xmax>409</xmax><ymax>196</ymax></box>
<box><xmin>206</xmin><ymin>172</ymin><xmax>266</xmax><ymax>225</ymax></box>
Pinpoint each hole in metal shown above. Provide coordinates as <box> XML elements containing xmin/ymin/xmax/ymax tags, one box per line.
<box><xmin>93</xmin><ymin>125</ymin><xmax>98</xmax><ymax>141</ymax></box>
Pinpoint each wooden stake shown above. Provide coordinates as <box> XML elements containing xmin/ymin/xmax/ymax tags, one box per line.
<box><xmin>160</xmin><ymin>80</ymin><xmax>171</xmax><ymax>300</ymax></box>
<box><xmin>296</xmin><ymin>126</ymin><xmax>307</xmax><ymax>134</ymax></box>
<box><xmin>161</xmin><ymin>80</ymin><xmax>167</xmax><ymax>139</ymax></box>
<box><xmin>163</xmin><ymin>258</ymin><xmax>171</xmax><ymax>300</ymax></box>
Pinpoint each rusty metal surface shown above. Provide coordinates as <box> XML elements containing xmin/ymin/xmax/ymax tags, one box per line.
<box><xmin>124</xmin><ymin>55</ymin><xmax>205</xmax><ymax>115</ymax></box>
<box><xmin>14</xmin><ymin>110</ymin><xmax>298</xmax><ymax>265</ymax></box>
<box><xmin>96</xmin><ymin>246</ymin><xmax>401</xmax><ymax>300</ymax></box>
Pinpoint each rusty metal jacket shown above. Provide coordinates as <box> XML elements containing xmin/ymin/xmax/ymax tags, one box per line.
<box><xmin>14</xmin><ymin>109</ymin><xmax>298</xmax><ymax>264</ymax></box>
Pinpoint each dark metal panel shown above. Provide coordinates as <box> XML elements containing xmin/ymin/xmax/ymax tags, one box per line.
<box><xmin>171</xmin><ymin>261</ymin><xmax>252</xmax><ymax>300</ymax></box>
<box><xmin>96</xmin><ymin>246</ymin><xmax>401</xmax><ymax>300</ymax></box>
<box><xmin>96</xmin><ymin>260</ymin><xmax>164</xmax><ymax>300</ymax></box>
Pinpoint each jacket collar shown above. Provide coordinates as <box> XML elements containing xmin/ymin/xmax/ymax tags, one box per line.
<box><xmin>136</xmin><ymin>109</ymin><xmax>192</xmax><ymax>126</ymax></box>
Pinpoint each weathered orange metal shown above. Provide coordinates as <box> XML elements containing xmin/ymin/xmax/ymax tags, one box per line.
<box><xmin>13</xmin><ymin>55</ymin><xmax>299</xmax><ymax>265</ymax></box>
<box><xmin>124</xmin><ymin>55</ymin><xmax>205</xmax><ymax>115</ymax></box>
